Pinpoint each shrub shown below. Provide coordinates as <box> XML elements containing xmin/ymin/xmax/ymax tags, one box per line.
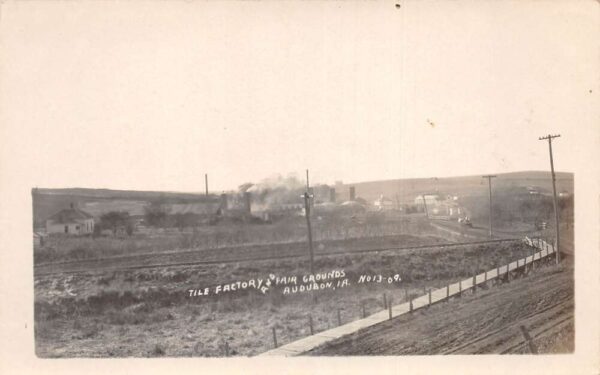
<box><xmin>150</xmin><ymin>343</ymin><xmax>166</xmax><ymax>356</ymax></box>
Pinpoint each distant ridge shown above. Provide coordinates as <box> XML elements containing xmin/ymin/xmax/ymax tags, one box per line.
<box><xmin>336</xmin><ymin>171</ymin><xmax>573</xmax><ymax>203</ymax></box>
<box><xmin>32</xmin><ymin>170</ymin><xmax>573</xmax><ymax>199</ymax></box>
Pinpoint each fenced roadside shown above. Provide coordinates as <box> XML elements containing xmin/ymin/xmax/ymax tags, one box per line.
<box><xmin>257</xmin><ymin>236</ymin><xmax>557</xmax><ymax>356</ymax></box>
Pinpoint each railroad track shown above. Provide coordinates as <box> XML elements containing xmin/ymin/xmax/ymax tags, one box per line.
<box><xmin>34</xmin><ymin>237</ymin><xmax>521</xmax><ymax>276</ymax></box>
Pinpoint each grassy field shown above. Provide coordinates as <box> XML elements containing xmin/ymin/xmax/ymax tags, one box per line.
<box><xmin>35</xmin><ymin>215</ymin><xmax>435</xmax><ymax>264</ymax></box>
<box><xmin>34</xmin><ymin>239</ymin><xmax>535</xmax><ymax>357</ymax></box>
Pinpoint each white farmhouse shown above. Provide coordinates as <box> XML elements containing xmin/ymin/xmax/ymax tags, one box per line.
<box><xmin>45</xmin><ymin>204</ymin><xmax>95</xmax><ymax>235</ymax></box>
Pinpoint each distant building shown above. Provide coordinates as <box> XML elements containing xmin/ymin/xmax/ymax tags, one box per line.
<box><xmin>414</xmin><ymin>194</ymin><xmax>441</xmax><ymax>206</ymax></box>
<box><xmin>45</xmin><ymin>204</ymin><xmax>95</xmax><ymax>235</ymax></box>
<box><xmin>374</xmin><ymin>195</ymin><xmax>394</xmax><ymax>211</ymax></box>
<box><xmin>430</xmin><ymin>202</ymin><xmax>463</xmax><ymax>218</ymax></box>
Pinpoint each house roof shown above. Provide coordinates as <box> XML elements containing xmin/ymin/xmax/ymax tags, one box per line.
<box><xmin>46</xmin><ymin>208</ymin><xmax>94</xmax><ymax>223</ymax></box>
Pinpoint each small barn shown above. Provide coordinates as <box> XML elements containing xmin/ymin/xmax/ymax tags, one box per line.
<box><xmin>45</xmin><ymin>204</ymin><xmax>95</xmax><ymax>235</ymax></box>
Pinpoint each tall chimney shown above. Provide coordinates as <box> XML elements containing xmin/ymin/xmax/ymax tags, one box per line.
<box><xmin>205</xmin><ymin>174</ymin><xmax>208</xmax><ymax>196</ymax></box>
<box><xmin>244</xmin><ymin>192</ymin><xmax>251</xmax><ymax>214</ymax></box>
<box><xmin>220</xmin><ymin>193</ymin><xmax>228</xmax><ymax>211</ymax></box>
<box><xmin>349</xmin><ymin>186</ymin><xmax>356</xmax><ymax>201</ymax></box>
<box><xmin>330</xmin><ymin>188</ymin><xmax>336</xmax><ymax>203</ymax></box>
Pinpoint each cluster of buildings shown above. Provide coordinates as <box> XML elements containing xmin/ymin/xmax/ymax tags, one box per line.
<box><xmin>34</xmin><ymin>185</ymin><xmax>467</xmax><ymax>245</ymax></box>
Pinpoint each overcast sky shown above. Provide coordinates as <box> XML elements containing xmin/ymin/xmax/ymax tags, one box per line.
<box><xmin>1</xmin><ymin>1</ymin><xmax>597</xmax><ymax>193</ymax></box>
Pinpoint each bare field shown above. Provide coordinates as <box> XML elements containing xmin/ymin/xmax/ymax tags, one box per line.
<box><xmin>35</xmin><ymin>240</ymin><xmax>535</xmax><ymax>357</ymax></box>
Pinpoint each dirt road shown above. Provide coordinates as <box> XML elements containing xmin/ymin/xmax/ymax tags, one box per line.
<box><xmin>307</xmin><ymin>258</ymin><xmax>574</xmax><ymax>355</ymax></box>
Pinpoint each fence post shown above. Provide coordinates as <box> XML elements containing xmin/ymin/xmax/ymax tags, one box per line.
<box><xmin>459</xmin><ymin>280</ymin><xmax>462</xmax><ymax>296</ymax></box>
<box><xmin>383</xmin><ymin>294</ymin><xmax>387</xmax><ymax>310</ymax></box>
<box><xmin>472</xmin><ymin>274</ymin><xmax>477</xmax><ymax>294</ymax></box>
<box><xmin>496</xmin><ymin>266</ymin><xmax>501</xmax><ymax>284</ymax></box>
<box><xmin>224</xmin><ymin>340</ymin><xmax>230</xmax><ymax>357</ymax></box>
<box><xmin>409</xmin><ymin>299</ymin><xmax>413</xmax><ymax>313</ymax></box>
<box><xmin>428</xmin><ymin>289</ymin><xmax>432</xmax><ymax>307</ymax></box>
<box><xmin>506</xmin><ymin>264</ymin><xmax>511</xmax><ymax>282</ymax></box>
<box><xmin>272</xmin><ymin>327</ymin><xmax>278</xmax><ymax>348</ymax></box>
<box><xmin>446</xmin><ymin>284</ymin><xmax>450</xmax><ymax>301</ymax></box>
<box><xmin>404</xmin><ymin>288</ymin><xmax>409</xmax><ymax>302</ymax></box>
<box><xmin>309</xmin><ymin>315</ymin><xmax>314</xmax><ymax>335</ymax></box>
<box><xmin>388</xmin><ymin>300</ymin><xmax>393</xmax><ymax>320</ymax></box>
<box><xmin>337</xmin><ymin>308</ymin><xmax>342</xmax><ymax>326</ymax></box>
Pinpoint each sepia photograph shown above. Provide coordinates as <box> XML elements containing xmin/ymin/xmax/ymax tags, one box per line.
<box><xmin>1</xmin><ymin>0</ymin><xmax>599</xmax><ymax>374</ymax></box>
<box><xmin>31</xmin><ymin>173</ymin><xmax>574</xmax><ymax>357</ymax></box>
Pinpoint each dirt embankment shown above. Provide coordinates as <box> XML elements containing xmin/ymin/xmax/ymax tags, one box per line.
<box><xmin>307</xmin><ymin>259</ymin><xmax>574</xmax><ymax>355</ymax></box>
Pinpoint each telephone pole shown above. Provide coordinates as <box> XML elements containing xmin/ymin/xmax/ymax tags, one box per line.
<box><xmin>306</xmin><ymin>169</ymin><xmax>310</xmax><ymax>191</ymax></box>
<box><xmin>482</xmin><ymin>175</ymin><xmax>496</xmax><ymax>238</ymax></box>
<box><xmin>303</xmin><ymin>169</ymin><xmax>315</xmax><ymax>275</ymax></box>
<box><xmin>422</xmin><ymin>195</ymin><xmax>429</xmax><ymax>219</ymax></box>
<box><xmin>539</xmin><ymin>134</ymin><xmax>561</xmax><ymax>264</ymax></box>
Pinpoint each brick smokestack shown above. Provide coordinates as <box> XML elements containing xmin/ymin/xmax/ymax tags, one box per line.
<box><xmin>349</xmin><ymin>186</ymin><xmax>356</xmax><ymax>201</ymax></box>
<box><xmin>220</xmin><ymin>193</ymin><xmax>228</xmax><ymax>211</ymax></box>
<box><xmin>330</xmin><ymin>188</ymin><xmax>336</xmax><ymax>203</ymax></box>
<box><xmin>244</xmin><ymin>192</ymin><xmax>251</xmax><ymax>214</ymax></box>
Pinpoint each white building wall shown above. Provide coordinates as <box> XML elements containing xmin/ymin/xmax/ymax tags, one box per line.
<box><xmin>46</xmin><ymin>219</ymin><xmax>94</xmax><ymax>235</ymax></box>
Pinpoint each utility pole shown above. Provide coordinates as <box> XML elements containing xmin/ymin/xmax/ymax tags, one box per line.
<box><xmin>539</xmin><ymin>134</ymin><xmax>561</xmax><ymax>264</ymax></box>
<box><xmin>482</xmin><ymin>175</ymin><xmax>496</xmax><ymax>238</ymax></box>
<box><xmin>303</xmin><ymin>169</ymin><xmax>315</xmax><ymax>275</ymax></box>
<box><xmin>205</xmin><ymin>174</ymin><xmax>208</xmax><ymax>196</ymax></box>
<box><xmin>422</xmin><ymin>194</ymin><xmax>429</xmax><ymax>219</ymax></box>
<box><xmin>306</xmin><ymin>169</ymin><xmax>310</xmax><ymax>191</ymax></box>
